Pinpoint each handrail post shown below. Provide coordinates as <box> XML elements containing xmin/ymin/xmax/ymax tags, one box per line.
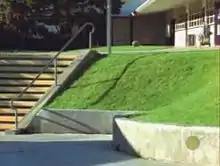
<box><xmin>54</xmin><ymin>58</ymin><xmax>58</xmax><ymax>86</ymax></box>
<box><xmin>89</xmin><ymin>23</ymin><xmax>95</xmax><ymax>50</ymax></box>
<box><xmin>15</xmin><ymin>109</ymin><xmax>18</xmax><ymax>129</ymax></box>
<box><xmin>107</xmin><ymin>0</ymin><xmax>112</xmax><ymax>55</ymax></box>
<box><xmin>89</xmin><ymin>32</ymin><xmax>92</xmax><ymax>50</ymax></box>
<box><xmin>10</xmin><ymin>100</ymin><xmax>18</xmax><ymax>130</ymax></box>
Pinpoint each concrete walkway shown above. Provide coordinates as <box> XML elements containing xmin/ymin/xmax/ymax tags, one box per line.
<box><xmin>99</xmin><ymin>47</ymin><xmax>219</xmax><ymax>54</ymax></box>
<box><xmin>1</xmin><ymin>47</ymin><xmax>219</xmax><ymax>56</ymax></box>
<box><xmin>0</xmin><ymin>134</ymin><xmax>183</xmax><ymax>166</ymax></box>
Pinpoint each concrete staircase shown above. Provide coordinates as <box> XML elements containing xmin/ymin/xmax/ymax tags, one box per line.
<box><xmin>0</xmin><ymin>54</ymin><xmax>76</xmax><ymax>131</ymax></box>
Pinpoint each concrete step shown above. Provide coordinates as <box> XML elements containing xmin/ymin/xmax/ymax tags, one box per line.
<box><xmin>0</xmin><ymin>55</ymin><xmax>77</xmax><ymax>60</ymax></box>
<box><xmin>0</xmin><ymin>86</ymin><xmax>50</xmax><ymax>93</ymax></box>
<box><xmin>0</xmin><ymin>73</ymin><xmax>55</xmax><ymax>80</ymax></box>
<box><xmin>0</xmin><ymin>100</ymin><xmax>36</xmax><ymax>108</ymax></box>
<box><xmin>0</xmin><ymin>115</ymin><xmax>23</xmax><ymax>123</ymax></box>
<box><xmin>0</xmin><ymin>93</ymin><xmax>42</xmax><ymax>100</ymax></box>
<box><xmin>0</xmin><ymin>79</ymin><xmax>54</xmax><ymax>86</ymax></box>
<box><xmin>0</xmin><ymin>66</ymin><xmax>64</xmax><ymax>73</ymax></box>
<box><xmin>0</xmin><ymin>59</ymin><xmax>72</xmax><ymax>66</ymax></box>
<box><xmin>0</xmin><ymin>108</ymin><xmax>29</xmax><ymax>115</ymax></box>
<box><xmin>0</xmin><ymin>123</ymin><xmax>15</xmax><ymax>131</ymax></box>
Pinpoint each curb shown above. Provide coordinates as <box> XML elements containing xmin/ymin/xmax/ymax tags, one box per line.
<box><xmin>112</xmin><ymin>118</ymin><xmax>220</xmax><ymax>166</ymax></box>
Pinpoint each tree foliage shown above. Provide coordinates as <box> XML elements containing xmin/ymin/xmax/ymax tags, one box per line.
<box><xmin>0</xmin><ymin>0</ymin><xmax>123</xmax><ymax>50</ymax></box>
<box><xmin>0</xmin><ymin>0</ymin><xmax>123</xmax><ymax>30</ymax></box>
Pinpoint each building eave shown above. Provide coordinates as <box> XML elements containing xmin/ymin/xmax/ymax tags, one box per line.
<box><xmin>134</xmin><ymin>0</ymin><xmax>197</xmax><ymax>14</ymax></box>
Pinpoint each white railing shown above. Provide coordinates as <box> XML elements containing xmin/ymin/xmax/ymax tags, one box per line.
<box><xmin>175</xmin><ymin>8</ymin><xmax>215</xmax><ymax>31</ymax></box>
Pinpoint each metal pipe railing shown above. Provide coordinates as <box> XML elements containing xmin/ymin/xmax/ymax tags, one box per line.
<box><xmin>54</xmin><ymin>58</ymin><xmax>58</xmax><ymax>86</ymax></box>
<box><xmin>10</xmin><ymin>22</ymin><xmax>95</xmax><ymax>130</ymax></box>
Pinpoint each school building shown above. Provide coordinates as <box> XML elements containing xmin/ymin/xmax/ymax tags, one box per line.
<box><xmin>112</xmin><ymin>0</ymin><xmax>220</xmax><ymax>47</ymax></box>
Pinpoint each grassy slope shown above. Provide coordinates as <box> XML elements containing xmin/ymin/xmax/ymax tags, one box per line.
<box><xmin>48</xmin><ymin>50</ymin><xmax>220</xmax><ymax>126</ymax></box>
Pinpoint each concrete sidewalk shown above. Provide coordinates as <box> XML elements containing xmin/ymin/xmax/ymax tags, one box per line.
<box><xmin>0</xmin><ymin>134</ymin><xmax>184</xmax><ymax>166</ymax></box>
<box><xmin>99</xmin><ymin>47</ymin><xmax>219</xmax><ymax>54</ymax></box>
<box><xmin>1</xmin><ymin>46</ymin><xmax>219</xmax><ymax>56</ymax></box>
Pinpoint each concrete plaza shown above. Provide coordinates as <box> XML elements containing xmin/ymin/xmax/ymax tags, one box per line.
<box><xmin>0</xmin><ymin>133</ymin><xmax>184</xmax><ymax>166</ymax></box>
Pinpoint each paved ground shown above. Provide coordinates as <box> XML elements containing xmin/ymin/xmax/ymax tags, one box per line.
<box><xmin>0</xmin><ymin>133</ymin><xmax>183</xmax><ymax>166</ymax></box>
<box><xmin>99</xmin><ymin>47</ymin><xmax>219</xmax><ymax>54</ymax></box>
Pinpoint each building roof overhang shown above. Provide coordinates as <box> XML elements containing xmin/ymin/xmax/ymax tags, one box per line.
<box><xmin>134</xmin><ymin>0</ymin><xmax>198</xmax><ymax>14</ymax></box>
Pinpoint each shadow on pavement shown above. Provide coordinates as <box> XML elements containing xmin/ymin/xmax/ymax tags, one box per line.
<box><xmin>0</xmin><ymin>139</ymin><xmax>146</xmax><ymax>166</ymax></box>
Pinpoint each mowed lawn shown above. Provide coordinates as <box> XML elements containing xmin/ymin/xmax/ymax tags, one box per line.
<box><xmin>48</xmin><ymin>50</ymin><xmax>220</xmax><ymax>126</ymax></box>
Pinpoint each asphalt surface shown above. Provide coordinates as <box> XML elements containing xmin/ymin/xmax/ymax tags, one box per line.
<box><xmin>0</xmin><ymin>133</ymin><xmax>184</xmax><ymax>166</ymax></box>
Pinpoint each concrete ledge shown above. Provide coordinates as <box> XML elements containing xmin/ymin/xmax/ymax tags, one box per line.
<box><xmin>113</xmin><ymin>118</ymin><xmax>220</xmax><ymax>166</ymax></box>
<box><xmin>29</xmin><ymin>109</ymin><xmax>137</xmax><ymax>134</ymax></box>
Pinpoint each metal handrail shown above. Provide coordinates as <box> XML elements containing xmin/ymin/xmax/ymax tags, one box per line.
<box><xmin>10</xmin><ymin>22</ymin><xmax>95</xmax><ymax>130</ymax></box>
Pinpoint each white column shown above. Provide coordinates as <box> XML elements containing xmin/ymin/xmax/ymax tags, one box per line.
<box><xmin>185</xmin><ymin>4</ymin><xmax>190</xmax><ymax>46</ymax></box>
<box><xmin>166</xmin><ymin>11</ymin><xmax>172</xmax><ymax>37</ymax></box>
<box><xmin>106</xmin><ymin>0</ymin><xmax>112</xmax><ymax>55</ymax></box>
<box><xmin>186</xmin><ymin>4</ymin><xmax>190</xmax><ymax>24</ymax></box>
<box><xmin>203</xmin><ymin>0</ymin><xmax>207</xmax><ymax>24</ymax></box>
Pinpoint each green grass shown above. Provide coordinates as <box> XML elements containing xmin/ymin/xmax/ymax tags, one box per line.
<box><xmin>48</xmin><ymin>50</ymin><xmax>220</xmax><ymax>126</ymax></box>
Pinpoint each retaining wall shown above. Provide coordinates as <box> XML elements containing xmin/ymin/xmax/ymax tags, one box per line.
<box><xmin>29</xmin><ymin>109</ymin><xmax>136</xmax><ymax>134</ymax></box>
<box><xmin>113</xmin><ymin>118</ymin><xmax>219</xmax><ymax>166</ymax></box>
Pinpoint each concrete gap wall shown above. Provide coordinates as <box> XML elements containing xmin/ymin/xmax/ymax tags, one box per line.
<box><xmin>28</xmin><ymin>109</ymin><xmax>137</xmax><ymax>134</ymax></box>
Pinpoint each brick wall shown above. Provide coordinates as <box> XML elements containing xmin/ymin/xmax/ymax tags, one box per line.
<box><xmin>112</xmin><ymin>12</ymin><xmax>167</xmax><ymax>46</ymax></box>
<box><xmin>112</xmin><ymin>17</ymin><xmax>131</xmax><ymax>45</ymax></box>
<box><xmin>132</xmin><ymin>12</ymin><xmax>167</xmax><ymax>45</ymax></box>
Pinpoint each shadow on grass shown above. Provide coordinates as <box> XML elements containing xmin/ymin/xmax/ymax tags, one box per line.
<box><xmin>70</xmin><ymin>78</ymin><xmax>118</xmax><ymax>89</ymax></box>
<box><xmin>88</xmin><ymin>51</ymin><xmax>171</xmax><ymax>106</ymax></box>
<box><xmin>89</xmin><ymin>55</ymin><xmax>150</xmax><ymax>106</ymax></box>
<box><xmin>47</xmin><ymin>52</ymin><xmax>107</xmax><ymax>105</ymax></box>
